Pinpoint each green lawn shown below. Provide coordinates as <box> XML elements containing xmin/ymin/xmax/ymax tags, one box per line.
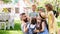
<box><xmin>57</xmin><ymin>16</ymin><xmax>60</xmax><ymax>28</ymax></box>
<box><xmin>0</xmin><ymin>30</ymin><xmax>23</xmax><ymax>34</ymax></box>
<box><xmin>0</xmin><ymin>19</ymin><xmax>23</xmax><ymax>34</ymax></box>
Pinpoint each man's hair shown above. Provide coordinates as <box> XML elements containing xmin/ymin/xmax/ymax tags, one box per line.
<box><xmin>21</xmin><ymin>13</ymin><xmax>25</xmax><ymax>16</ymax></box>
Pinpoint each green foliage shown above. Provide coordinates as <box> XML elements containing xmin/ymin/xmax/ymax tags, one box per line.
<box><xmin>58</xmin><ymin>8</ymin><xmax>60</xmax><ymax>12</ymax></box>
<box><xmin>2</xmin><ymin>0</ymin><xmax>12</xmax><ymax>3</ymax></box>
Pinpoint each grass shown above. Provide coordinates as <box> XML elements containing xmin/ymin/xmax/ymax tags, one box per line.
<box><xmin>0</xmin><ymin>30</ymin><xmax>23</xmax><ymax>34</ymax></box>
<box><xmin>58</xmin><ymin>22</ymin><xmax>60</xmax><ymax>27</ymax></box>
<box><xmin>57</xmin><ymin>16</ymin><xmax>60</xmax><ymax>28</ymax></box>
<box><xmin>0</xmin><ymin>19</ymin><xmax>23</xmax><ymax>34</ymax></box>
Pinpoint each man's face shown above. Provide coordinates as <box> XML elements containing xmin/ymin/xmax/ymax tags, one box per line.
<box><xmin>22</xmin><ymin>14</ymin><xmax>27</xmax><ymax>20</ymax></box>
<box><xmin>22</xmin><ymin>14</ymin><xmax>28</xmax><ymax>22</ymax></box>
<box><xmin>32</xmin><ymin>5</ymin><xmax>36</xmax><ymax>11</ymax></box>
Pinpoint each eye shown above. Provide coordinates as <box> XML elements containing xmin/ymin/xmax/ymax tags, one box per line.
<box><xmin>24</xmin><ymin>16</ymin><xmax>26</xmax><ymax>17</ymax></box>
<box><xmin>38</xmin><ymin>19</ymin><xmax>40</xmax><ymax>20</ymax></box>
<box><xmin>23</xmin><ymin>16</ymin><xmax>26</xmax><ymax>17</ymax></box>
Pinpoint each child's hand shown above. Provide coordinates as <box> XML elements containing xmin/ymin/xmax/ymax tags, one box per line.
<box><xmin>36</xmin><ymin>30</ymin><xmax>40</xmax><ymax>32</ymax></box>
<box><xmin>34</xmin><ymin>30</ymin><xmax>40</xmax><ymax>32</ymax></box>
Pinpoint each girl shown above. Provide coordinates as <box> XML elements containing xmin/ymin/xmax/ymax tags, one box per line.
<box><xmin>36</xmin><ymin>17</ymin><xmax>49</xmax><ymax>34</ymax></box>
<box><xmin>45</xmin><ymin>3</ymin><xmax>58</xmax><ymax>34</ymax></box>
<box><xmin>35</xmin><ymin>7</ymin><xmax>49</xmax><ymax>34</ymax></box>
<box><xmin>38</xmin><ymin>7</ymin><xmax>48</xmax><ymax>30</ymax></box>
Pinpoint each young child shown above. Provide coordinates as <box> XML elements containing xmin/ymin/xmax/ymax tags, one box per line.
<box><xmin>28</xmin><ymin>18</ymin><xmax>37</xmax><ymax>34</ymax></box>
<box><xmin>35</xmin><ymin>17</ymin><xmax>49</xmax><ymax>34</ymax></box>
<box><xmin>45</xmin><ymin>3</ymin><xmax>58</xmax><ymax>34</ymax></box>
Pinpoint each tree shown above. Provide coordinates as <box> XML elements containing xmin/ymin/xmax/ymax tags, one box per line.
<box><xmin>2</xmin><ymin>0</ymin><xmax>12</xmax><ymax>3</ymax></box>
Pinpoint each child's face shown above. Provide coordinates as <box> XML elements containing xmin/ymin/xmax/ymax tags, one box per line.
<box><xmin>32</xmin><ymin>5</ymin><xmax>36</xmax><ymax>11</ymax></box>
<box><xmin>39</xmin><ymin>10</ymin><xmax>42</xmax><ymax>13</ymax></box>
<box><xmin>37</xmin><ymin>17</ymin><xmax>41</xmax><ymax>23</ymax></box>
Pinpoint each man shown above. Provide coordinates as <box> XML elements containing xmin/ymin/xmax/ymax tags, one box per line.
<box><xmin>21</xmin><ymin>13</ymin><xmax>29</xmax><ymax>34</ymax></box>
<box><xmin>29</xmin><ymin>4</ymin><xmax>38</xmax><ymax>18</ymax></box>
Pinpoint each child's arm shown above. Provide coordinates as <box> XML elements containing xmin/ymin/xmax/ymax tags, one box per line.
<box><xmin>50</xmin><ymin>12</ymin><xmax>54</xmax><ymax>28</ymax></box>
<box><xmin>41</xmin><ymin>12</ymin><xmax>47</xmax><ymax>18</ymax></box>
<box><xmin>34</xmin><ymin>28</ymin><xmax>40</xmax><ymax>32</ymax></box>
<box><xmin>40</xmin><ymin>22</ymin><xmax>45</xmax><ymax>32</ymax></box>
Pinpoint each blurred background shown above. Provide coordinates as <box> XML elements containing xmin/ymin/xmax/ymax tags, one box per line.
<box><xmin>0</xmin><ymin>0</ymin><xmax>60</xmax><ymax>34</ymax></box>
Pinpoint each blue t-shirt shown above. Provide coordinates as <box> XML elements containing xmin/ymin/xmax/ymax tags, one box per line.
<box><xmin>28</xmin><ymin>24</ymin><xmax>36</xmax><ymax>34</ymax></box>
<box><xmin>29</xmin><ymin>12</ymin><xmax>38</xmax><ymax>18</ymax></box>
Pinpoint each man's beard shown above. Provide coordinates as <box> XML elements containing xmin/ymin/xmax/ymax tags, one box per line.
<box><xmin>23</xmin><ymin>18</ymin><xmax>28</xmax><ymax>22</ymax></box>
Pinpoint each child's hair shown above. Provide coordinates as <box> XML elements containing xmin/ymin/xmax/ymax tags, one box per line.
<box><xmin>31</xmin><ymin>18</ymin><xmax>37</xmax><ymax>25</ymax></box>
<box><xmin>36</xmin><ymin>17</ymin><xmax>42</xmax><ymax>30</ymax></box>
<box><xmin>38</xmin><ymin>7</ymin><xmax>45</xmax><ymax>12</ymax></box>
<box><xmin>45</xmin><ymin>3</ymin><xmax>53</xmax><ymax>11</ymax></box>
